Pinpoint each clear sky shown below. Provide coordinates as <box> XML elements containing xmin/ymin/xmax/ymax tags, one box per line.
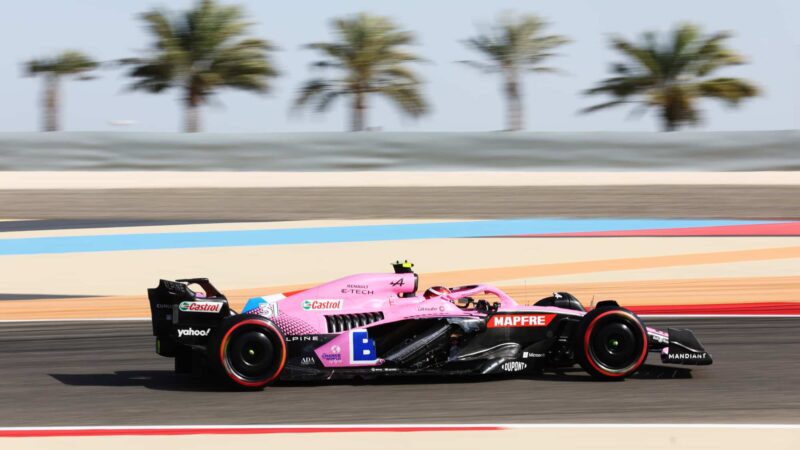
<box><xmin>1</xmin><ymin>0</ymin><xmax>798</xmax><ymax>132</ymax></box>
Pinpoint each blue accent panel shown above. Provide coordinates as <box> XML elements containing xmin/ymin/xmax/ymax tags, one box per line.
<box><xmin>242</xmin><ymin>297</ymin><xmax>266</xmax><ymax>314</ymax></box>
<box><xmin>0</xmin><ymin>219</ymin><xmax>773</xmax><ymax>255</ymax></box>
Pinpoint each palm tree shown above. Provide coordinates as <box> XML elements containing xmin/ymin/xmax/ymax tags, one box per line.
<box><xmin>26</xmin><ymin>51</ymin><xmax>98</xmax><ymax>132</ymax></box>
<box><xmin>124</xmin><ymin>0</ymin><xmax>278</xmax><ymax>132</ymax></box>
<box><xmin>294</xmin><ymin>13</ymin><xmax>427</xmax><ymax>131</ymax></box>
<box><xmin>583</xmin><ymin>23</ymin><xmax>759</xmax><ymax>131</ymax></box>
<box><xmin>461</xmin><ymin>13</ymin><xmax>569</xmax><ymax>131</ymax></box>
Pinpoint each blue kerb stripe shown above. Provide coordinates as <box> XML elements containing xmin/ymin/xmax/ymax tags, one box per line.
<box><xmin>0</xmin><ymin>219</ymin><xmax>772</xmax><ymax>256</ymax></box>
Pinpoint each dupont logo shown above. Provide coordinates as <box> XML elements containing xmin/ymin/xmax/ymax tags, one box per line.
<box><xmin>488</xmin><ymin>314</ymin><xmax>555</xmax><ymax>328</ymax></box>
<box><xmin>178</xmin><ymin>301</ymin><xmax>223</xmax><ymax>313</ymax></box>
<box><xmin>177</xmin><ymin>327</ymin><xmax>211</xmax><ymax>338</ymax></box>
<box><xmin>501</xmin><ymin>361</ymin><xmax>527</xmax><ymax>372</ymax></box>
<box><xmin>302</xmin><ymin>299</ymin><xmax>343</xmax><ymax>311</ymax></box>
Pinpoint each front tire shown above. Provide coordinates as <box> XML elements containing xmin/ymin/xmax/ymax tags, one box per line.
<box><xmin>575</xmin><ymin>306</ymin><xmax>648</xmax><ymax>380</ymax></box>
<box><xmin>208</xmin><ymin>314</ymin><xmax>286</xmax><ymax>389</ymax></box>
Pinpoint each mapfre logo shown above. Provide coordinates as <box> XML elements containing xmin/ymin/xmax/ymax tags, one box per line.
<box><xmin>178</xmin><ymin>301</ymin><xmax>222</xmax><ymax>313</ymax></box>
<box><xmin>488</xmin><ymin>314</ymin><xmax>555</xmax><ymax>328</ymax></box>
<box><xmin>177</xmin><ymin>327</ymin><xmax>210</xmax><ymax>338</ymax></box>
<box><xmin>302</xmin><ymin>299</ymin><xmax>343</xmax><ymax>311</ymax></box>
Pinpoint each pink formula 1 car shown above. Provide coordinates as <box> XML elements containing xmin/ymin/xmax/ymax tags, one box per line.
<box><xmin>147</xmin><ymin>261</ymin><xmax>711</xmax><ymax>389</ymax></box>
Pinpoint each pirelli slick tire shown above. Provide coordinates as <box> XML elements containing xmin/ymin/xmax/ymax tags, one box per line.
<box><xmin>208</xmin><ymin>314</ymin><xmax>286</xmax><ymax>389</ymax></box>
<box><xmin>575</xmin><ymin>306</ymin><xmax>648</xmax><ymax>380</ymax></box>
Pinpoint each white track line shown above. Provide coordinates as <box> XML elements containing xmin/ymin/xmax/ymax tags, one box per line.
<box><xmin>5</xmin><ymin>171</ymin><xmax>800</xmax><ymax>189</ymax></box>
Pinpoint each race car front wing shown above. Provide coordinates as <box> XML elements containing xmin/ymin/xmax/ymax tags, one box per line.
<box><xmin>660</xmin><ymin>328</ymin><xmax>713</xmax><ymax>365</ymax></box>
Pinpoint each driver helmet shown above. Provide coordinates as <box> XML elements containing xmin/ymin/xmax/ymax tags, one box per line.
<box><xmin>424</xmin><ymin>286</ymin><xmax>451</xmax><ymax>299</ymax></box>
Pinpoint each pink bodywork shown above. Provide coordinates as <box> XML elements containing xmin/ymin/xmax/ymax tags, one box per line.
<box><xmin>246</xmin><ymin>271</ymin><xmax>596</xmax><ymax>369</ymax></box>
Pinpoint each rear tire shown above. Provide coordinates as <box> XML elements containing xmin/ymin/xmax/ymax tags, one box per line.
<box><xmin>575</xmin><ymin>306</ymin><xmax>648</xmax><ymax>380</ymax></box>
<box><xmin>208</xmin><ymin>314</ymin><xmax>286</xmax><ymax>389</ymax></box>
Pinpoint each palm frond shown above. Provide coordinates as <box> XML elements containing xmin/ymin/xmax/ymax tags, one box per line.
<box><xmin>584</xmin><ymin>75</ymin><xmax>657</xmax><ymax>97</ymax></box>
<box><xmin>692</xmin><ymin>31</ymin><xmax>745</xmax><ymax>76</ymax></box>
<box><xmin>580</xmin><ymin>99</ymin><xmax>640</xmax><ymax>114</ymax></box>
<box><xmin>294</xmin><ymin>78</ymin><xmax>336</xmax><ymax>109</ymax></box>
<box><xmin>378</xmin><ymin>83</ymin><xmax>428</xmax><ymax>117</ymax></box>
<box><xmin>461</xmin><ymin>13</ymin><xmax>569</xmax><ymax>74</ymax></box>
<box><xmin>583</xmin><ymin>23</ymin><xmax>758</xmax><ymax>130</ymax></box>
<box><xmin>374</xmin><ymin>65</ymin><xmax>420</xmax><ymax>85</ymax></box>
<box><xmin>124</xmin><ymin>0</ymin><xmax>277</xmax><ymax>103</ymax></box>
<box><xmin>457</xmin><ymin>60</ymin><xmax>499</xmax><ymax>73</ymax></box>
<box><xmin>141</xmin><ymin>10</ymin><xmax>178</xmax><ymax>51</ymax></box>
<box><xmin>295</xmin><ymin>12</ymin><xmax>427</xmax><ymax>121</ymax></box>
<box><xmin>126</xmin><ymin>56</ymin><xmax>176</xmax><ymax>92</ymax></box>
<box><xmin>610</xmin><ymin>36</ymin><xmax>662</xmax><ymax>78</ymax></box>
<box><xmin>312</xmin><ymin>90</ymin><xmax>343</xmax><ymax>113</ymax></box>
<box><xmin>26</xmin><ymin>50</ymin><xmax>98</xmax><ymax>77</ymax></box>
<box><xmin>694</xmin><ymin>78</ymin><xmax>759</xmax><ymax>105</ymax></box>
<box><xmin>527</xmin><ymin>66</ymin><xmax>561</xmax><ymax>74</ymax></box>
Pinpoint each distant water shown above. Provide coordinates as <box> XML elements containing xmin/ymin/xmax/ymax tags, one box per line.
<box><xmin>0</xmin><ymin>131</ymin><xmax>798</xmax><ymax>171</ymax></box>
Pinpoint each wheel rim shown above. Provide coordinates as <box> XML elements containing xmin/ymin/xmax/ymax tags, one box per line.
<box><xmin>220</xmin><ymin>320</ymin><xmax>285</xmax><ymax>387</ymax></box>
<box><xmin>585</xmin><ymin>311</ymin><xmax>647</xmax><ymax>376</ymax></box>
<box><xmin>590</xmin><ymin>321</ymin><xmax>637</xmax><ymax>370</ymax></box>
<box><xmin>228</xmin><ymin>330</ymin><xmax>275</xmax><ymax>378</ymax></box>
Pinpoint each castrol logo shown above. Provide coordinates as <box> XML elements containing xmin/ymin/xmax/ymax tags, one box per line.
<box><xmin>178</xmin><ymin>301</ymin><xmax>223</xmax><ymax>313</ymax></box>
<box><xmin>302</xmin><ymin>299</ymin><xmax>343</xmax><ymax>311</ymax></box>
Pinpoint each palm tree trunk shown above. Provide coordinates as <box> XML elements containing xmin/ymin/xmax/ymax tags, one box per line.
<box><xmin>505</xmin><ymin>73</ymin><xmax>523</xmax><ymax>131</ymax></box>
<box><xmin>351</xmin><ymin>92</ymin><xmax>366</xmax><ymax>132</ymax></box>
<box><xmin>661</xmin><ymin>109</ymin><xmax>678</xmax><ymax>131</ymax></box>
<box><xmin>43</xmin><ymin>75</ymin><xmax>59</xmax><ymax>132</ymax></box>
<box><xmin>661</xmin><ymin>93</ymin><xmax>680</xmax><ymax>132</ymax></box>
<box><xmin>185</xmin><ymin>93</ymin><xmax>201</xmax><ymax>133</ymax></box>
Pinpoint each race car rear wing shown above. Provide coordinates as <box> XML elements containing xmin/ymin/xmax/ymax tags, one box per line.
<box><xmin>147</xmin><ymin>278</ymin><xmax>230</xmax><ymax>357</ymax></box>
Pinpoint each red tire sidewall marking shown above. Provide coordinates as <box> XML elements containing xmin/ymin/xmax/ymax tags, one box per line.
<box><xmin>220</xmin><ymin>319</ymin><xmax>286</xmax><ymax>387</ymax></box>
<box><xmin>583</xmin><ymin>310</ymin><xmax>648</xmax><ymax>378</ymax></box>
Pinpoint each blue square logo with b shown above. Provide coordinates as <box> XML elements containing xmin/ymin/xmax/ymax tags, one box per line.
<box><xmin>350</xmin><ymin>329</ymin><xmax>377</xmax><ymax>364</ymax></box>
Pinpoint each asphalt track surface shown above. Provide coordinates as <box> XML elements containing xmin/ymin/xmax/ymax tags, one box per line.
<box><xmin>4</xmin><ymin>186</ymin><xmax>800</xmax><ymax>221</ymax></box>
<box><xmin>0</xmin><ymin>317</ymin><xmax>797</xmax><ymax>426</ymax></box>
